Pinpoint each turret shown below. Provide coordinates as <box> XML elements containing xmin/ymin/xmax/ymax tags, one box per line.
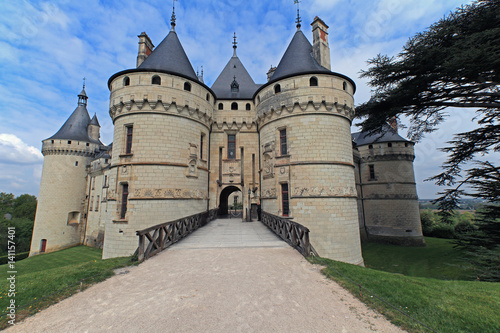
<box><xmin>30</xmin><ymin>86</ymin><xmax>102</xmax><ymax>256</ymax></box>
<box><xmin>88</xmin><ymin>114</ymin><xmax>101</xmax><ymax>141</ymax></box>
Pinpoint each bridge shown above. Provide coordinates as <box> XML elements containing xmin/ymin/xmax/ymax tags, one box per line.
<box><xmin>7</xmin><ymin>214</ymin><xmax>402</xmax><ymax>332</ymax></box>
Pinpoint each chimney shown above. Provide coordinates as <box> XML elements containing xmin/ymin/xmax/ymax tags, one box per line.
<box><xmin>267</xmin><ymin>66</ymin><xmax>276</xmax><ymax>82</ymax></box>
<box><xmin>388</xmin><ymin>116</ymin><xmax>398</xmax><ymax>132</ymax></box>
<box><xmin>311</xmin><ymin>17</ymin><xmax>331</xmax><ymax>70</ymax></box>
<box><xmin>136</xmin><ymin>32</ymin><xmax>154</xmax><ymax>67</ymax></box>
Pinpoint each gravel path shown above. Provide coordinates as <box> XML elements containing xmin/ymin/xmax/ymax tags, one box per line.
<box><xmin>6</xmin><ymin>220</ymin><xmax>404</xmax><ymax>332</ymax></box>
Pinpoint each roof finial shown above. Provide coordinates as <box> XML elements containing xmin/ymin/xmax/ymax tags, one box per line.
<box><xmin>171</xmin><ymin>0</ymin><xmax>177</xmax><ymax>31</ymax></box>
<box><xmin>294</xmin><ymin>0</ymin><xmax>302</xmax><ymax>30</ymax></box>
<box><xmin>78</xmin><ymin>78</ymin><xmax>88</xmax><ymax>106</ymax></box>
<box><xmin>232</xmin><ymin>32</ymin><xmax>238</xmax><ymax>57</ymax></box>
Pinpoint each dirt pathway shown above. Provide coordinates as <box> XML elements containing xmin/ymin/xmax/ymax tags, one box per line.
<box><xmin>6</xmin><ymin>221</ymin><xmax>404</xmax><ymax>332</ymax></box>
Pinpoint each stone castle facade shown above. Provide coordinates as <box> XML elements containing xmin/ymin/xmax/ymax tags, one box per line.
<box><xmin>29</xmin><ymin>15</ymin><xmax>424</xmax><ymax>264</ymax></box>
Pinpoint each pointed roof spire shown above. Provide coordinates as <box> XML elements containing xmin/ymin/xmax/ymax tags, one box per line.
<box><xmin>90</xmin><ymin>113</ymin><xmax>100</xmax><ymax>127</ymax></box>
<box><xmin>295</xmin><ymin>0</ymin><xmax>302</xmax><ymax>30</ymax></box>
<box><xmin>78</xmin><ymin>78</ymin><xmax>88</xmax><ymax>106</ymax></box>
<box><xmin>233</xmin><ymin>32</ymin><xmax>238</xmax><ymax>57</ymax></box>
<box><xmin>171</xmin><ymin>0</ymin><xmax>177</xmax><ymax>31</ymax></box>
<box><xmin>47</xmin><ymin>87</ymin><xmax>97</xmax><ymax>143</ymax></box>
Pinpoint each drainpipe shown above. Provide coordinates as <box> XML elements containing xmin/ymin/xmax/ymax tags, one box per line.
<box><xmin>358</xmin><ymin>159</ymin><xmax>369</xmax><ymax>239</ymax></box>
<box><xmin>207</xmin><ymin>123</ymin><xmax>212</xmax><ymax>212</ymax></box>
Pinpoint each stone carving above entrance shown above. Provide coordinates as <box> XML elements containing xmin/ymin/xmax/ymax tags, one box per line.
<box><xmin>292</xmin><ymin>186</ymin><xmax>356</xmax><ymax>198</ymax></box>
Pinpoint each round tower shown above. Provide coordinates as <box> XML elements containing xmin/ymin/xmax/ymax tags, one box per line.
<box><xmin>30</xmin><ymin>87</ymin><xmax>102</xmax><ymax>256</ymax></box>
<box><xmin>103</xmin><ymin>20</ymin><xmax>215</xmax><ymax>258</ymax></box>
<box><xmin>255</xmin><ymin>19</ymin><xmax>363</xmax><ymax>264</ymax></box>
<box><xmin>353</xmin><ymin>126</ymin><xmax>425</xmax><ymax>246</ymax></box>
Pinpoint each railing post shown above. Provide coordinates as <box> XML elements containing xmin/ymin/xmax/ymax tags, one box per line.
<box><xmin>138</xmin><ymin>234</ymin><xmax>145</xmax><ymax>262</ymax></box>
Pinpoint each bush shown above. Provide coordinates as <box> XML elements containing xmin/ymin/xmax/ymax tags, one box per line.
<box><xmin>431</xmin><ymin>223</ymin><xmax>456</xmax><ymax>239</ymax></box>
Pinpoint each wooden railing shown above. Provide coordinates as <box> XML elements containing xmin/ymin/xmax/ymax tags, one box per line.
<box><xmin>136</xmin><ymin>208</ymin><xmax>218</xmax><ymax>262</ymax></box>
<box><xmin>261</xmin><ymin>211</ymin><xmax>317</xmax><ymax>257</ymax></box>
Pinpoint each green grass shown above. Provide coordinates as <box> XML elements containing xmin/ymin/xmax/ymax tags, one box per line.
<box><xmin>312</xmin><ymin>257</ymin><xmax>500</xmax><ymax>333</ymax></box>
<box><xmin>0</xmin><ymin>246</ymin><xmax>134</xmax><ymax>328</ymax></box>
<box><xmin>362</xmin><ymin>237</ymin><xmax>471</xmax><ymax>280</ymax></box>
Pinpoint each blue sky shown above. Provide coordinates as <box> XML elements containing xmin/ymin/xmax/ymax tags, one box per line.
<box><xmin>0</xmin><ymin>0</ymin><xmax>480</xmax><ymax>198</ymax></box>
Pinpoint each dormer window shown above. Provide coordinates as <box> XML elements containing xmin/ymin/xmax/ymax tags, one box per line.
<box><xmin>231</xmin><ymin>77</ymin><xmax>239</xmax><ymax>93</ymax></box>
<box><xmin>152</xmin><ymin>75</ymin><xmax>161</xmax><ymax>85</ymax></box>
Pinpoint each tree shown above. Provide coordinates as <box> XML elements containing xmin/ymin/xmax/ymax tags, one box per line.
<box><xmin>356</xmin><ymin>1</ymin><xmax>499</xmax><ymax>280</ymax></box>
<box><xmin>13</xmin><ymin>194</ymin><xmax>37</xmax><ymax>220</ymax></box>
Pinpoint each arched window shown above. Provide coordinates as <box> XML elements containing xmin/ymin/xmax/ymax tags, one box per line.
<box><xmin>274</xmin><ymin>84</ymin><xmax>281</xmax><ymax>94</ymax></box>
<box><xmin>343</xmin><ymin>81</ymin><xmax>347</xmax><ymax>91</ymax></box>
<box><xmin>246</xmin><ymin>103</ymin><xmax>251</xmax><ymax>110</ymax></box>
<box><xmin>368</xmin><ymin>144</ymin><xmax>373</xmax><ymax>149</ymax></box>
<box><xmin>152</xmin><ymin>75</ymin><xmax>161</xmax><ymax>85</ymax></box>
<box><xmin>310</xmin><ymin>77</ymin><xmax>318</xmax><ymax>86</ymax></box>
<box><xmin>184</xmin><ymin>82</ymin><xmax>191</xmax><ymax>91</ymax></box>
<box><xmin>387</xmin><ymin>142</ymin><xmax>392</xmax><ymax>147</ymax></box>
<box><xmin>218</xmin><ymin>103</ymin><xmax>224</xmax><ymax>110</ymax></box>
<box><xmin>206</xmin><ymin>93</ymin><xmax>210</xmax><ymax>101</ymax></box>
<box><xmin>123</xmin><ymin>76</ymin><xmax>130</xmax><ymax>86</ymax></box>
<box><xmin>231</xmin><ymin>102</ymin><xmax>238</xmax><ymax>110</ymax></box>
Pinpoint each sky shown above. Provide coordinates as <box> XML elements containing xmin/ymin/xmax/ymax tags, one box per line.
<box><xmin>0</xmin><ymin>0</ymin><xmax>485</xmax><ymax>199</ymax></box>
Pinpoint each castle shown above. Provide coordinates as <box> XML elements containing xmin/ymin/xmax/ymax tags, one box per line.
<box><xmin>29</xmin><ymin>13</ymin><xmax>424</xmax><ymax>264</ymax></box>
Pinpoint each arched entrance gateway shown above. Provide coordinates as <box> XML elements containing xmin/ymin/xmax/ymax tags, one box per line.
<box><xmin>218</xmin><ymin>185</ymin><xmax>242</xmax><ymax>216</ymax></box>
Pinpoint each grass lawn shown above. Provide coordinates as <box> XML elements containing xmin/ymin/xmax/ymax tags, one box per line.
<box><xmin>362</xmin><ymin>237</ymin><xmax>471</xmax><ymax>280</ymax></box>
<box><xmin>312</xmin><ymin>257</ymin><xmax>500</xmax><ymax>333</ymax></box>
<box><xmin>0</xmin><ymin>246</ymin><xmax>134</xmax><ymax>329</ymax></box>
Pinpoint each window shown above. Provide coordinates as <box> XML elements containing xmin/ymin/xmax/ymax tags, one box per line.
<box><xmin>310</xmin><ymin>77</ymin><xmax>318</xmax><ymax>86</ymax></box>
<box><xmin>125</xmin><ymin>125</ymin><xmax>133</xmax><ymax>154</ymax></box>
<box><xmin>405</xmin><ymin>143</ymin><xmax>409</xmax><ymax>147</ymax></box>
<box><xmin>231</xmin><ymin>102</ymin><xmax>238</xmax><ymax>110</ymax></box>
<box><xmin>95</xmin><ymin>195</ymin><xmax>99</xmax><ymax>212</ymax></box>
<box><xmin>68</xmin><ymin>140</ymin><xmax>72</xmax><ymax>144</ymax></box>
<box><xmin>343</xmin><ymin>81</ymin><xmax>347</xmax><ymax>91</ymax></box>
<box><xmin>51</xmin><ymin>140</ymin><xmax>54</xmax><ymax>144</ymax></box>
<box><xmin>246</xmin><ymin>103</ymin><xmax>251</xmax><ymax>110</ymax></box>
<box><xmin>280</xmin><ymin>129</ymin><xmax>287</xmax><ymax>155</ymax></box>
<box><xmin>184</xmin><ymin>82</ymin><xmax>191</xmax><ymax>91</ymax></box>
<box><xmin>86</xmin><ymin>143</ymin><xmax>90</xmax><ymax>146</ymax></box>
<box><xmin>120</xmin><ymin>183</ymin><xmax>129</xmax><ymax>219</ymax></box>
<box><xmin>104</xmin><ymin>175</ymin><xmax>108</xmax><ymax>188</ymax></box>
<box><xmin>123</xmin><ymin>77</ymin><xmax>130</xmax><ymax>86</ymax></box>
<box><xmin>387</xmin><ymin>142</ymin><xmax>392</xmax><ymax>147</ymax></box>
<box><xmin>89</xmin><ymin>196</ymin><xmax>94</xmax><ymax>211</ymax></box>
<box><xmin>91</xmin><ymin>176</ymin><xmax>95</xmax><ymax>190</ymax></box>
<box><xmin>40</xmin><ymin>239</ymin><xmax>47</xmax><ymax>253</ymax></box>
<box><xmin>218</xmin><ymin>103</ymin><xmax>224</xmax><ymax>110</ymax></box>
<box><xmin>228</xmin><ymin>134</ymin><xmax>236</xmax><ymax>159</ymax></box>
<box><xmin>206</xmin><ymin>93</ymin><xmax>210</xmax><ymax>101</ymax></box>
<box><xmin>152</xmin><ymin>75</ymin><xmax>161</xmax><ymax>85</ymax></box>
<box><xmin>281</xmin><ymin>183</ymin><xmax>289</xmax><ymax>216</ymax></box>
<box><xmin>368</xmin><ymin>144</ymin><xmax>373</xmax><ymax>149</ymax></box>
<box><xmin>75</xmin><ymin>161</ymin><xmax>78</xmax><ymax>167</ymax></box>
<box><xmin>200</xmin><ymin>134</ymin><xmax>205</xmax><ymax>160</ymax></box>
<box><xmin>274</xmin><ymin>84</ymin><xmax>281</xmax><ymax>94</ymax></box>
<box><xmin>369</xmin><ymin>165</ymin><xmax>376</xmax><ymax>180</ymax></box>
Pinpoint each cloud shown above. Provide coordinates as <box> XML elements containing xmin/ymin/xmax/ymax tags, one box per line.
<box><xmin>0</xmin><ymin>134</ymin><xmax>43</xmax><ymax>165</ymax></box>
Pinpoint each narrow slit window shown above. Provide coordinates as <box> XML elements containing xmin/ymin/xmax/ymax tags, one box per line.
<box><xmin>281</xmin><ymin>183</ymin><xmax>289</xmax><ymax>216</ymax></box>
<box><xmin>125</xmin><ymin>125</ymin><xmax>133</xmax><ymax>154</ymax></box>
<box><xmin>121</xmin><ymin>184</ymin><xmax>129</xmax><ymax>219</ymax></box>
<box><xmin>280</xmin><ymin>129</ymin><xmax>287</xmax><ymax>155</ymax></box>
<box><xmin>200</xmin><ymin>134</ymin><xmax>205</xmax><ymax>160</ymax></box>
<box><xmin>369</xmin><ymin>165</ymin><xmax>376</xmax><ymax>180</ymax></box>
<box><xmin>228</xmin><ymin>134</ymin><xmax>236</xmax><ymax>159</ymax></box>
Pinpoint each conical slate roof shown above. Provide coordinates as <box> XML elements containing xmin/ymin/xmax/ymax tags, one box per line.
<box><xmin>138</xmin><ymin>31</ymin><xmax>198</xmax><ymax>81</ymax></box>
<box><xmin>212</xmin><ymin>56</ymin><xmax>261</xmax><ymax>99</ymax></box>
<box><xmin>47</xmin><ymin>92</ymin><xmax>99</xmax><ymax>143</ymax></box>
<box><xmin>270</xmin><ymin>30</ymin><xmax>330</xmax><ymax>82</ymax></box>
<box><xmin>90</xmin><ymin>114</ymin><xmax>100</xmax><ymax>127</ymax></box>
<box><xmin>352</xmin><ymin>125</ymin><xmax>410</xmax><ymax>146</ymax></box>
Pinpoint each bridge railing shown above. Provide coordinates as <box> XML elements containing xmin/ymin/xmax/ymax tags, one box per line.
<box><xmin>261</xmin><ymin>211</ymin><xmax>317</xmax><ymax>257</ymax></box>
<box><xmin>136</xmin><ymin>208</ymin><xmax>218</xmax><ymax>262</ymax></box>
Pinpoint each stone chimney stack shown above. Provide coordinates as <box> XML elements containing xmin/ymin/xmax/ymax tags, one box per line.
<box><xmin>311</xmin><ymin>17</ymin><xmax>331</xmax><ymax>70</ymax></box>
<box><xmin>266</xmin><ymin>66</ymin><xmax>276</xmax><ymax>82</ymax></box>
<box><xmin>136</xmin><ymin>32</ymin><xmax>154</xmax><ymax>68</ymax></box>
<box><xmin>388</xmin><ymin>116</ymin><xmax>398</xmax><ymax>132</ymax></box>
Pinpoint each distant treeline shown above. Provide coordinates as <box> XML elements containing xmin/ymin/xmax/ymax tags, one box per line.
<box><xmin>0</xmin><ymin>192</ymin><xmax>37</xmax><ymax>256</ymax></box>
<box><xmin>419</xmin><ymin>199</ymin><xmax>485</xmax><ymax>211</ymax></box>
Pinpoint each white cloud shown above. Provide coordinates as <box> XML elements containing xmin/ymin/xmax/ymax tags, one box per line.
<box><xmin>0</xmin><ymin>134</ymin><xmax>43</xmax><ymax>165</ymax></box>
